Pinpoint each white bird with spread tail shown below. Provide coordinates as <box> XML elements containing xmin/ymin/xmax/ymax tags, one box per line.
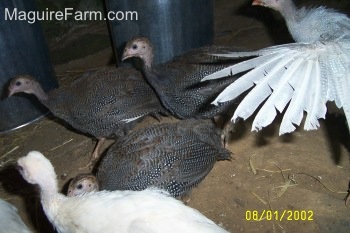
<box><xmin>202</xmin><ymin>0</ymin><xmax>350</xmax><ymax>135</ymax></box>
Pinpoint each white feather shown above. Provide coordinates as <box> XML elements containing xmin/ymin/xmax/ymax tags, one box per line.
<box><xmin>122</xmin><ymin>115</ymin><xmax>143</xmax><ymax>123</ymax></box>
<box><xmin>303</xmin><ymin>58</ymin><xmax>325</xmax><ymax>131</ymax></box>
<box><xmin>250</xmin><ymin>58</ymin><xmax>305</xmax><ymax>131</ymax></box>
<box><xmin>326</xmin><ymin>41</ymin><xmax>350</xmax><ymax>129</ymax></box>
<box><xmin>279</xmin><ymin>60</ymin><xmax>314</xmax><ymax>134</ymax></box>
<box><xmin>211</xmin><ymin>51</ymin><xmax>296</xmax><ymax>105</ymax></box>
<box><xmin>230</xmin><ymin>50</ymin><xmax>300</xmax><ymax>123</ymax></box>
<box><xmin>204</xmin><ymin>37</ymin><xmax>350</xmax><ymax>134</ymax></box>
<box><xmin>0</xmin><ymin>199</ymin><xmax>31</xmax><ymax>233</ymax></box>
<box><xmin>202</xmin><ymin>51</ymin><xmax>284</xmax><ymax>82</ymax></box>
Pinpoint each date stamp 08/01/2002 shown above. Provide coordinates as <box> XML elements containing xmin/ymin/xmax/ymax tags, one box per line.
<box><xmin>245</xmin><ymin>210</ymin><xmax>314</xmax><ymax>222</ymax></box>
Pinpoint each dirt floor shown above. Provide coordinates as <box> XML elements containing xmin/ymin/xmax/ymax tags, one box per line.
<box><xmin>1</xmin><ymin>0</ymin><xmax>350</xmax><ymax>232</ymax></box>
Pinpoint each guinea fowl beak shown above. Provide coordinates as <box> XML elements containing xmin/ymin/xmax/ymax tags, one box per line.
<box><xmin>252</xmin><ymin>0</ymin><xmax>263</xmax><ymax>6</ymax></box>
<box><xmin>121</xmin><ymin>49</ymin><xmax>132</xmax><ymax>61</ymax></box>
<box><xmin>8</xmin><ymin>87</ymin><xmax>16</xmax><ymax>97</ymax></box>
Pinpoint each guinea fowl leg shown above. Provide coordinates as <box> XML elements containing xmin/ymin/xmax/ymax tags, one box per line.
<box><xmin>221</xmin><ymin>121</ymin><xmax>235</xmax><ymax>148</ymax></box>
<box><xmin>79</xmin><ymin>137</ymin><xmax>106</xmax><ymax>170</ymax></box>
<box><xmin>213</xmin><ymin>115</ymin><xmax>237</xmax><ymax>148</ymax></box>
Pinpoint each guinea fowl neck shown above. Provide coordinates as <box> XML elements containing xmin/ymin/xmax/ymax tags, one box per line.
<box><xmin>277</xmin><ymin>0</ymin><xmax>299</xmax><ymax>24</ymax></box>
<box><xmin>38</xmin><ymin>176</ymin><xmax>60</xmax><ymax>207</ymax></box>
<box><xmin>141</xmin><ymin>49</ymin><xmax>164</xmax><ymax>85</ymax></box>
<box><xmin>139</xmin><ymin>43</ymin><xmax>170</xmax><ymax>89</ymax></box>
<box><xmin>32</xmin><ymin>81</ymin><xmax>49</xmax><ymax>102</ymax></box>
<box><xmin>40</xmin><ymin>191</ymin><xmax>62</xmax><ymax>227</ymax></box>
<box><xmin>142</xmin><ymin>50</ymin><xmax>154</xmax><ymax>71</ymax></box>
<box><xmin>274</xmin><ymin>0</ymin><xmax>305</xmax><ymax>42</ymax></box>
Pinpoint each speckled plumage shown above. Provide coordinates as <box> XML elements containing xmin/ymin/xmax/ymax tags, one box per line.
<box><xmin>97</xmin><ymin>119</ymin><xmax>231</xmax><ymax>197</ymax></box>
<box><xmin>13</xmin><ymin>67</ymin><xmax>167</xmax><ymax>138</ymax></box>
<box><xmin>8</xmin><ymin>67</ymin><xmax>168</xmax><ymax>165</ymax></box>
<box><xmin>122</xmin><ymin>37</ymin><xmax>244</xmax><ymax>119</ymax></box>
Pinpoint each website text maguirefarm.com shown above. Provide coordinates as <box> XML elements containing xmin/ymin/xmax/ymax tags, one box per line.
<box><xmin>4</xmin><ymin>8</ymin><xmax>138</xmax><ymax>24</ymax></box>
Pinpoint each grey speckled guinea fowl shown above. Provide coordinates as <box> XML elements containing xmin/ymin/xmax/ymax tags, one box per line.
<box><xmin>8</xmin><ymin>67</ymin><xmax>168</xmax><ymax>167</ymax></box>
<box><xmin>96</xmin><ymin>119</ymin><xmax>231</xmax><ymax>197</ymax></box>
<box><xmin>122</xmin><ymin>36</ymin><xmax>244</xmax><ymax>119</ymax></box>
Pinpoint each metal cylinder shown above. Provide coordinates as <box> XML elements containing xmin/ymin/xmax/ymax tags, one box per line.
<box><xmin>0</xmin><ymin>0</ymin><xmax>57</xmax><ymax>133</ymax></box>
<box><xmin>105</xmin><ymin>0</ymin><xmax>214</xmax><ymax>65</ymax></box>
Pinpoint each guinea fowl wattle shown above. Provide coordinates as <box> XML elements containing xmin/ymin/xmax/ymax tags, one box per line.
<box><xmin>8</xmin><ymin>67</ymin><xmax>167</xmax><ymax>167</ymax></box>
<box><xmin>96</xmin><ymin>119</ymin><xmax>231</xmax><ymax>197</ymax></box>
<box><xmin>17</xmin><ymin>151</ymin><xmax>229</xmax><ymax>233</ymax></box>
<box><xmin>202</xmin><ymin>0</ymin><xmax>350</xmax><ymax>135</ymax></box>
<box><xmin>122</xmin><ymin>36</ymin><xmax>243</xmax><ymax>120</ymax></box>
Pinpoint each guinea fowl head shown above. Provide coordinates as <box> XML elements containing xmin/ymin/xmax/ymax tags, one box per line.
<box><xmin>67</xmin><ymin>173</ymin><xmax>99</xmax><ymax>197</ymax></box>
<box><xmin>122</xmin><ymin>36</ymin><xmax>154</xmax><ymax>69</ymax></box>
<box><xmin>8</xmin><ymin>75</ymin><xmax>37</xmax><ymax>96</ymax></box>
<box><xmin>8</xmin><ymin>75</ymin><xmax>48</xmax><ymax>101</ymax></box>
<box><xmin>17</xmin><ymin>151</ymin><xmax>58</xmax><ymax>193</ymax></box>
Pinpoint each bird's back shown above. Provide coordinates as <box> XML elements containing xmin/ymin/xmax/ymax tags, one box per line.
<box><xmin>287</xmin><ymin>6</ymin><xmax>350</xmax><ymax>42</ymax></box>
<box><xmin>45</xmin><ymin>67</ymin><xmax>167</xmax><ymax>138</ymax></box>
<box><xmin>144</xmin><ymin>46</ymin><xmax>245</xmax><ymax>119</ymax></box>
<box><xmin>97</xmin><ymin>119</ymin><xmax>231</xmax><ymax>197</ymax></box>
<box><xmin>55</xmin><ymin>189</ymin><xmax>228</xmax><ymax>233</ymax></box>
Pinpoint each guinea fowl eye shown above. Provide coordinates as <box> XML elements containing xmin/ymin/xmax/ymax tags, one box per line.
<box><xmin>15</xmin><ymin>81</ymin><xmax>21</xmax><ymax>86</ymax></box>
<box><xmin>77</xmin><ymin>184</ymin><xmax>83</xmax><ymax>189</ymax></box>
<box><xmin>16</xmin><ymin>165</ymin><xmax>23</xmax><ymax>171</ymax></box>
<box><xmin>132</xmin><ymin>44</ymin><xmax>138</xmax><ymax>50</ymax></box>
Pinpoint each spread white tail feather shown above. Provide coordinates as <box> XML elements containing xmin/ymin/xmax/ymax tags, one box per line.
<box><xmin>202</xmin><ymin>41</ymin><xmax>350</xmax><ymax>134</ymax></box>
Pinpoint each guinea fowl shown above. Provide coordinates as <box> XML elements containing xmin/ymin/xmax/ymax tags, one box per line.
<box><xmin>0</xmin><ymin>199</ymin><xmax>32</xmax><ymax>233</ymax></box>
<box><xmin>122</xmin><ymin>36</ymin><xmax>243</xmax><ymax>120</ymax></box>
<box><xmin>8</xmin><ymin>67</ymin><xmax>167</xmax><ymax>167</ymax></box>
<box><xmin>96</xmin><ymin>119</ymin><xmax>231</xmax><ymax>197</ymax></box>
<box><xmin>202</xmin><ymin>0</ymin><xmax>350</xmax><ymax>135</ymax></box>
<box><xmin>67</xmin><ymin>173</ymin><xmax>99</xmax><ymax>197</ymax></box>
<box><xmin>17</xmin><ymin>151</ymin><xmax>229</xmax><ymax>233</ymax></box>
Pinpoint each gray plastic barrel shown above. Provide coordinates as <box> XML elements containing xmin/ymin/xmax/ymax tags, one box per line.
<box><xmin>105</xmin><ymin>0</ymin><xmax>214</xmax><ymax>65</ymax></box>
<box><xmin>0</xmin><ymin>0</ymin><xmax>57</xmax><ymax>133</ymax></box>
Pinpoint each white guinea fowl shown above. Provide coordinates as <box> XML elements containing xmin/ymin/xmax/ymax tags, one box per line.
<box><xmin>17</xmin><ymin>151</ymin><xmax>229</xmax><ymax>233</ymax></box>
<box><xmin>0</xmin><ymin>199</ymin><xmax>32</xmax><ymax>233</ymax></box>
<box><xmin>202</xmin><ymin>0</ymin><xmax>350</xmax><ymax>135</ymax></box>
